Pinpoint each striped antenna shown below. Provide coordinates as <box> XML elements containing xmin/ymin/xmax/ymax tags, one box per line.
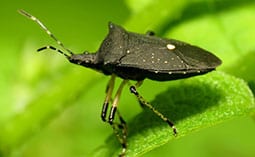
<box><xmin>18</xmin><ymin>9</ymin><xmax>73</xmax><ymax>56</ymax></box>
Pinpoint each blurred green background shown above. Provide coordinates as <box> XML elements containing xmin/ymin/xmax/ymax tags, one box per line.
<box><xmin>0</xmin><ymin>0</ymin><xmax>255</xmax><ymax>157</ymax></box>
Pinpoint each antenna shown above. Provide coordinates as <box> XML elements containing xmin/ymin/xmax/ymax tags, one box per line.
<box><xmin>18</xmin><ymin>9</ymin><xmax>73</xmax><ymax>57</ymax></box>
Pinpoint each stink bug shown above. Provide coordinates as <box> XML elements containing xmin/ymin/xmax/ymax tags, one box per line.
<box><xmin>19</xmin><ymin>9</ymin><xmax>222</xmax><ymax>156</ymax></box>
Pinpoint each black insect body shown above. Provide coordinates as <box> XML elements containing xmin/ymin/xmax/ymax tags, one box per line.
<box><xmin>69</xmin><ymin>23</ymin><xmax>221</xmax><ymax>81</ymax></box>
<box><xmin>19</xmin><ymin>9</ymin><xmax>222</xmax><ymax>157</ymax></box>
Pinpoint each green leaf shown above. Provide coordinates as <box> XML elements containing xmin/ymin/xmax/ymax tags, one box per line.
<box><xmin>124</xmin><ymin>0</ymin><xmax>190</xmax><ymax>33</ymax></box>
<box><xmin>96</xmin><ymin>71</ymin><xmax>254</xmax><ymax>157</ymax></box>
<box><xmin>165</xmin><ymin>3</ymin><xmax>255</xmax><ymax>82</ymax></box>
<box><xmin>0</xmin><ymin>69</ymin><xmax>100</xmax><ymax>156</ymax></box>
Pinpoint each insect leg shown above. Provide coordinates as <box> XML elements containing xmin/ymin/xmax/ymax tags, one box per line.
<box><xmin>108</xmin><ymin>80</ymin><xmax>128</xmax><ymax>156</ymax></box>
<box><xmin>135</xmin><ymin>80</ymin><xmax>144</xmax><ymax>87</ymax></box>
<box><xmin>112</xmin><ymin>110</ymin><xmax>128</xmax><ymax>157</ymax></box>
<box><xmin>134</xmin><ymin>81</ymin><xmax>146</xmax><ymax>108</ymax></box>
<box><xmin>101</xmin><ymin>75</ymin><xmax>116</xmax><ymax>121</ymax></box>
<box><xmin>109</xmin><ymin>80</ymin><xmax>127</xmax><ymax>124</ymax></box>
<box><xmin>129</xmin><ymin>85</ymin><xmax>177</xmax><ymax>135</ymax></box>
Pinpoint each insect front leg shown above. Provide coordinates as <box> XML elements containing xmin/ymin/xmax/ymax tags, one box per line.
<box><xmin>101</xmin><ymin>75</ymin><xmax>116</xmax><ymax>121</ymax></box>
<box><xmin>129</xmin><ymin>84</ymin><xmax>177</xmax><ymax>136</ymax></box>
<box><xmin>108</xmin><ymin>80</ymin><xmax>128</xmax><ymax>156</ymax></box>
<box><xmin>108</xmin><ymin>80</ymin><xmax>127</xmax><ymax>123</ymax></box>
<box><xmin>102</xmin><ymin>77</ymin><xmax>128</xmax><ymax>156</ymax></box>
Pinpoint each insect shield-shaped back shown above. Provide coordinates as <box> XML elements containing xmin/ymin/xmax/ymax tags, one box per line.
<box><xmin>68</xmin><ymin>22</ymin><xmax>129</xmax><ymax>76</ymax></box>
<box><xmin>94</xmin><ymin>22</ymin><xmax>222</xmax><ymax>81</ymax></box>
<box><xmin>68</xmin><ymin>22</ymin><xmax>221</xmax><ymax>81</ymax></box>
<box><xmin>97</xmin><ymin>22</ymin><xmax>128</xmax><ymax>64</ymax></box>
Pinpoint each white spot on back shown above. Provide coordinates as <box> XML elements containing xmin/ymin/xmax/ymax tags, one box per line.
<box><xmin>155</xmin><ymin>71</ymin><xmax>159</xmax><ymax>74</ymax></box>
<box><xmin>167</xmin><ymin>44</ymin><xmax>176</xmax><ymax>50</ymax></box>
<box><xmin>127</xmin><ymin>50</ymin><xmax>130</xmax><ymax>54</ymax></box>
<box><xmin>164</xmin><ymin>61</ymin><xmax>168</xmax><ymax>64</ymax></box>
<box><xmin>168</xmin><ymin>72</ymin><xmax>172</xmax><ymax>74</ymax></box>
<box><xmin>142</xmin><ymin>59</ymin><xmax>146</xmax><ymax>62</ymax></box>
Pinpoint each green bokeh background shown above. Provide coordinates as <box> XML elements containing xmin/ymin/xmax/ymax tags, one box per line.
<box><xmin>0</xmin><ymin>0</ymin><xmax>255</xmax><ymax>157</ymax></box>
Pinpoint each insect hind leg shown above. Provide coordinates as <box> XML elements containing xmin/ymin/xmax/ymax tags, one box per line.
<box><xmin>134</xmin><ymin>81</ymin><xmax>146</xmax><ymax>108</ymax></box>
<box><xmin>129</xmin><ymin>85</ymin><xmax>177</xmax><ymax>135</ymax></box>
<box><xmin>111</xmin><ymin>111</ymin><xmax>128</xmax><ymax>157</ymax></box>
